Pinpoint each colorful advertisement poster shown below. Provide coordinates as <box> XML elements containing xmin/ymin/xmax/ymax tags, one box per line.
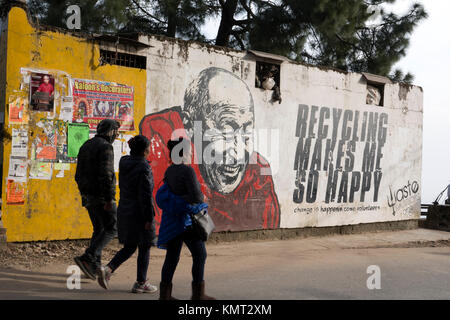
<box><xmin>29</xmin><ymin>161</ymin><xmax>53</xmax><ymax>180</ymax></box>
<box><xmin>8</xmin><ymin>96</ymin><xmax>29</xmax><ymax>124</ymax></box>
<box><xmin>30</xmin><ymin>119</ymin><xmax>76</xmax><ymax>163</ymax></box>
<box><xmin>31</xmin><ymin>120</ymin><xmax>57</xmax><ymax>162</ymax></box>
<box><xmin>55</xmin><ymin>120</ymin><xmax>77</xmax><ymax>163</ymax></box>
<box><xmin>71</xmin><ymin>78</ymin><xmax>134</xmax><ymax>131</ymax></box>
<box><xmin>30</xmin><ymin>73</ymin><xmax>55</xmax><ymax>112</ymax></box>
<box><xmin>67</xmin><ymin>123</ymin><xmax>90</xmax><ymax>158</ymax></box>
<box><xmin>6</xmin><ymin>180</ymin><xmax>26</xmax><ymax>204</ymax></box>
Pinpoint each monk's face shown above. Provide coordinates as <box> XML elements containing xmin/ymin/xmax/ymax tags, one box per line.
<box><xmin>199</xmin><ymin>73</ymin><xmax>254</xmax><ymax>194</ymax></box>
<box><xmin>43</xmin><ymin>76</ymin><xmax>50</xmax><ymax>84</ymax></box>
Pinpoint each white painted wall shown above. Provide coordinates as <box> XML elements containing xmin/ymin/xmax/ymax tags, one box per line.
<box><xmin>140</xmin><ymin>35</ymin><xmax>423</xmax><ymax>229</ymax></box>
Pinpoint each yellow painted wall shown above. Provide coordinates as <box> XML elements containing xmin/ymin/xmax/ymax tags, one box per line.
<box><xmin>2</xmin><ymin>7</ymin><xmax>146</xmax><ymax>242</ymax></box>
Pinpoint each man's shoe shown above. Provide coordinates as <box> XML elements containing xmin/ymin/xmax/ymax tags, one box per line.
<box><xmin>74</xmin><ymin>256</ymin><xmax>96</xmax><ymax>280</ymax></box>
<box><xmin>131</xmin><ymin>281</ymin><xmax>158</xmax><ymax>294</ymax></box>
<box><xmin>97</xmin><ymin>266</ymin><xmax>112</xmax><ymax>290</ymax></box>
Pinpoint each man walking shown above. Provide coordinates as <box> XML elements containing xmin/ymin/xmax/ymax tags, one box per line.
<box><xmin>74</xmin><ymin>119</ymin><xmax>120</xmax><ymax>280</ymax></box>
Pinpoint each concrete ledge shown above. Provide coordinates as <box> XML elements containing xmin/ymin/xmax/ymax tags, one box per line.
<box><xmin>1</xmin><ymin>220</ymin><xmax>420</xmax><ymax>245</ymax></box>
<box><xmin>424</xmin><ymin>205</ymin><xmax>450</xmax><ymax>232</ymax></box>
<box><xmin>208</xmin><ymin>219</ymin><xmax>419</xmax><ymax>243</ymax></box>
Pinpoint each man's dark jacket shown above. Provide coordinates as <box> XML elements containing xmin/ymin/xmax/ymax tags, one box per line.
<box><xmin>75</xmin><ymin>134</ymin><xmax>116</xmax><ymax>204</ymax></box>
<box><xmin>117</xmin><ymin>155</ymin><xmax>156</xmax><ymax>246</ymax></box>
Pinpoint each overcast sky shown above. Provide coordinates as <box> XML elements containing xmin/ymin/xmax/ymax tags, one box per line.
<box><xmin>392</xmin><ymin>0</ymin><xmax>450</xmax><ymax>203</ymax></box>
<box><xmin>201</xmin><ymin>0</ymin><xmax>449</xmax><ymax>204</ymax></box>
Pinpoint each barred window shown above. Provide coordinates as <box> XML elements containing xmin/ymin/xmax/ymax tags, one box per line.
<box><xmin>100</xmin><ymin>49</ymin><xmax>147</xmax><ymax>69</ymax></box>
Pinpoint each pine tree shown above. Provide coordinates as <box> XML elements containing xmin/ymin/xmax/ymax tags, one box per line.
<box><xmin>22</xmin><ymin>0</ymin><xmax>427</xmax><ymax>83</ymax></box>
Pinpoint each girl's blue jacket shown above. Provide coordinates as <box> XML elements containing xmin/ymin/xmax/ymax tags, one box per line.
<box><xmin>156</xmin><ymin>183</ymin><xmax>208</xmax><ymax>249</ymax></box>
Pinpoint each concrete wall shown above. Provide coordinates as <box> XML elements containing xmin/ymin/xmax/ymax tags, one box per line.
<box><xmin>0</xmin><ymin>12</ymin><xmax>8</xmax><ymax>242</ymax></box>
<box><xmin>139</xmin><ymin>35</ymin><xmax>423</xmax><ymax>232</ymax></box>
<box><xmin>0</xmin><ymin>5</ymin><xmax>423</xmax><ymax>242</ymax></box>
<box><xmin>1</xmin><ymin>7</ymin><xmax>146</xmax><ymax>242</ymax></box>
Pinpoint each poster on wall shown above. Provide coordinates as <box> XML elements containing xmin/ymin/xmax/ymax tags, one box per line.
<box><xmin>112</xmin><ymin>134</ymin><xmax>133</xmax><ymax>172</ymax></box>
<box><xmin>29</xmin><ymin>161</ymin><xmax>53</xmax><ymax>180</ymax></box>
<box><xmin>29</xmin><ymin>73</ymin><xmax>55</xmax><ymax>112</ymax></box>
<box><xmin>55</xmin><ymin>120</ymin><xmax>77</xmax><ymax>163</ymax></box>
<box><xmin>11</xmin><ymin>128</ymin><xmax>28</xmax><ymax>158</ymax></box>
<box><xmin>71</xmin><ymin>78</ymin><xmax>134</xmax><ymax>131</ymax></box>
<box><xmin>60</xmin><ymin>96</ymin><xmax>74</xmax><ymax>122</ymax></box>
<box><xmin>30</xmin><ymin>119</ymin><xmax>76</xmax><ymax>163</ymax></box>
<box><xmin>8</xmin><ymin>96</ymin><xmax>29</xmax><ymax>124</ymax></box>
<box><xmin>7</xmin><ymin>157</ymin><xmax>28</xmax><ymax>182</ymax></box>
<box><xmin>67</xmin><ymin>123</ymin><xmax>90</xmax><ymax>158</ymax></box>
<box><xmin>31</xmin><ymin>120</ymin><xmax>57</xmax><ymax>162</ymax></box>
<box><xmin>55</xmin><ymin>163</ymin><xmax>70</xmax><ymax>171</ymax></box>
<box><xmin>6</xmin><ymin>180</ymin><xmax>26</xmax><ymax>204</ymax></box>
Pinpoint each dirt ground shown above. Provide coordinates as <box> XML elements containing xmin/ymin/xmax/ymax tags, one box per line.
<box><xmin>0</xmin><ymin>239</ymin><xmax>123</xmax><ymax>269</ymax></box>
<box><xmin>1</xmin><ymin>229</ymin><xmax>450</xmax><ymax>300</ymax></box>
<box><xmin>1</xmin><ymin>235</ymin><xmax>450</xmax><ymax>270</ymax></box>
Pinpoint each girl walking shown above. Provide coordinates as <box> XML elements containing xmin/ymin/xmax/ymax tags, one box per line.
<box><xmin>156</xmin><ymin>137</ymin><xmax>215</xmax><ymax>300</ymax></box>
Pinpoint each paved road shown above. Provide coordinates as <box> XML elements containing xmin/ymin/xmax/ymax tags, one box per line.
<box><xmin>1</xmin><ymin>228</ymin><xmax>449</xmax><ymax>300</ymax></box>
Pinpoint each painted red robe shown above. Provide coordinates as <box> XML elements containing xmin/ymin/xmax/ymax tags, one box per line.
<box><xmin>140</xmin><ymin>106</ymin><xmax>280</xmax><ymax>232</ymax></box>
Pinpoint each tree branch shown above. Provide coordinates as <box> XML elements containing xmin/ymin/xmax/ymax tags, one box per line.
<box><xmin>336</xmin><ymin>32</ymin><xmax>371</xmax><ymax>61</ymax></box>
<box><xmin>131</xmin><ymin>0</ymin><xmax>166</xmax><ymax>24</ymax></box>
<box><xmin>239</xmin><ymin>0</ymin><xmax>257</xmax><ymax>19</ymax></box>
<box><xmin>231</xmin><ymin>31</ymin><xmax>246</xmax><ymax>50</ymax></box>
<box><xmin>233</xmin><ymin>18</ymin><xmax>251</xmax><ymax>25</ymax></box>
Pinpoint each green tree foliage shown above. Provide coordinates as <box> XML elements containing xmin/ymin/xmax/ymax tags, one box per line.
<box><xmin>216</xmin><ymin>0</ymin><xmax>427</xmax><ymax>83</ymax></box>
<box><xmin>17</xmin><ymin>0</ymin><xmax>428</xmax><ymax>83</ymax></box>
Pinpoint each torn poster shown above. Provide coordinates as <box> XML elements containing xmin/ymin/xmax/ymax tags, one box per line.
<box><xmin>8</xmin><ymin>157</ymin><xmax>28</xmax><ymax>182</ymax></box>
<box><xmin>112</xmin><ymin>134</ymin><xmax>133</xmax><ymax>172</ymax></box>
<box><xmin>6</xmin><ymin>180</ymin><xmax>25</xmax><ymax>204</ymax></box>
<box><xmin>11</xmin><ymin>128</ymin><xmax>28</xmax><ymax>158</ymax></box>
<box><xmin>31</xmin><ymin>119</ymin><xmax>57</xmax><ymax>162</ymax></box>
<box><xmin>60</xmin><ymin>96</ymin><xmax>73</xmax><ymax>122</ymax></box>
<box><xmin>29</xmin><ymin>161</ymin><xmax>53</xmax><ymax>180</ymax></box>
<box><xmin>112</xmin><ymin>139</ymin><xmax>122</xmax><ymax>173</ymax></box>
<box><xmin>67</xmin><ymin>123</ymin><xmax>90</xmax><ymax>157</ymax></box>
<box><xmin>55</xmin><ymin>120</ymin><xmax>77</xmax><ymax>163</ymax></box>
<box><xmin>54</xmin><ymin>162</ymin><xmax>70</xmax><ymax>171</ymax></box>
<box><xmin>71</xmin><ymin>78</ymin><xmax>134</xmax><ymax>131</ymax></box>
<box><xmin>8</xmin><ymin>96</ymin><xmax>29</xmax><ymax>124</ymax></box>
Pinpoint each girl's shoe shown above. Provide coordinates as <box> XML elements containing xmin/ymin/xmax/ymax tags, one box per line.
<box><xmin>131</xmin><ymin>281</ymin><xmax>158</xmax><ymax>293</ymax></box>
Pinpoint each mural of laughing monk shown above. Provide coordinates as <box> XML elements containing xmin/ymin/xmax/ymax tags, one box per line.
<box><xmin>140</xmin><ymin>67</ymin><xmax>280</xmax><ymax>232</ymax></box>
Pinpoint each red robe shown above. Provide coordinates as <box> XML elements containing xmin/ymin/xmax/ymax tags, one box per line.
<box><xmin>140</xmin><ymin>106</ymin><xmax>280</xmax><ymax>232</ymax></box>
<box><xmin>37</xmin><ymin>82</ymin><xmax>54</xmax><ymax>95</ymax></box>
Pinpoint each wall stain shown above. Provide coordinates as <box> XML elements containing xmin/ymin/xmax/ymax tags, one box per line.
<box><xmin>398</xmin><ymin>83</ymin><xmax>412</xmax><ymax>101</ymax></box>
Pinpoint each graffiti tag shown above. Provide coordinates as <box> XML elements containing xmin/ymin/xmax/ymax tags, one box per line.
<box><xmin>387</xmin><ymin>180</ymin><xmax>420</xmax><ymax>215</ymax></box>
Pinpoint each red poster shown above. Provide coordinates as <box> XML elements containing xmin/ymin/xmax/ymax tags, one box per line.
<box><xmin>71</xmin><ymin>79</ymin><xmax>134</xmax><ymax>131</ymax></box>
<box><xmin>6</xmin><ymin>180</ymin><xmax>25</xmax><ymax>204</ymax></box>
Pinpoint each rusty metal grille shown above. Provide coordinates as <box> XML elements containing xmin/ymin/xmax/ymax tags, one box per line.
<box><xmin>100</xmin><ymin>49</ymin><xmax>147</xmax><ymax>69</ymax></box>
